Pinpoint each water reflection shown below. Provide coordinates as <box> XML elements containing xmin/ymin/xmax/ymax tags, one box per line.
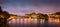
<box><xmin>48</xmin><ymin>18</ymin><xmax>60</xmax><ymax>24</ymax></box>
<box><xmin>9</xmin><ymin>18</ymin><xmax>60</xmax><ymax>27</ymax></box>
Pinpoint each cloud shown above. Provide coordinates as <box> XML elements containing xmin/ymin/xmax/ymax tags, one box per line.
<box><xmin>1</xmin><ymin>0</ymin><xmax>60</xmax><ymax>15</ymax></box>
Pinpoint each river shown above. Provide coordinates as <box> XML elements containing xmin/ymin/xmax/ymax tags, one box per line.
<box><xmin>9</xmin><ymin>18</ymin><xmax>60</xmax><ymax>27</ymax></box>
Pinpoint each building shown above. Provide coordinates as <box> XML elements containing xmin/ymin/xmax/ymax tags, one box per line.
<box><xmin>24</xmin><ymin>13</ymin><xmax>45</xmax><ymax>19</ymax></box>
<box><xmin>48</xmin><ymin>12</ymin><xmax>60</xmax><ymax>19</ymax></box>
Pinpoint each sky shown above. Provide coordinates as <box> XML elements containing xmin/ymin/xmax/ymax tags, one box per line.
<box><xmin>0</xmin><ymin>0</ymin><xmax>60</xmax><ymax>15</ymax></box>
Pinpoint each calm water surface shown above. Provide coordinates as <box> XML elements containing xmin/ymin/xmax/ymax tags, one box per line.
<box><xmin>9</xmin><ymin>18</ymin><xmax>60</xmax><ymax>27</ymax></box>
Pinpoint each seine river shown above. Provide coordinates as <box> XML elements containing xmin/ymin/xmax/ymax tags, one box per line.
<box><xmin>9</xmin><ymin>18</ymin><xmax>60</xmax><ymax>27</ymax></box>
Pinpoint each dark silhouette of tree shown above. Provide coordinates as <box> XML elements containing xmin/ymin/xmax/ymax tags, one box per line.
<box><xmin>37</xmin><ymin>13</ymin><xmax>44</xmax><ymax>19</ymax></box>
<box><xmin>44</xmin><ymin>14</ymin><xmax>48</xmax><ymax>20</ymax></box>
<box><xmin>3</xmin><ymin>11</ymin><xmax>10</xmax><ymax>18</ymax></box>
<box><xmin>0</xmin><ymin>6</ymin><xmax>3</xmax><ymax>27</ymax></box>
<box><xmin>55</xmin><ymin>12</ymin><xmax>60</xmax><ymax>15</ymax></box>
<box><xmin>0</xmin><ymin>6</ymin><xmax>2</xmax><ymax>12</ymax></box>
<box><xmin>0</xmin><ymin>6</ymin><xmax>10</xmax><ymax>27</ymax></box>
<box><xmin>3</xmin><ymin>11</ymin><xmax>10</xmax><ymax>27</ymax></box>
<box><xmin>44</xmin><ymin>14</ymin><xmax>49</xmax><ymax>27</ymax></box>
<box><xmin>37</xmin><ymin>13</ymin><xmax>44</xmax><ymax>27</ymax></box>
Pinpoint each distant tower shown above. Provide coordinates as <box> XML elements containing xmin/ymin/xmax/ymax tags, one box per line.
<box><xmin>0</xmin><ymin>6</ymin><xmax>2</xmax><ymax>12</ymax></box>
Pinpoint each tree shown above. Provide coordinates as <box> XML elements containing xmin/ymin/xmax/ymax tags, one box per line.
<box><xmin>3</xmin><ymin>11</ymin><xmax>10</xmax><ymax>27</ymax></box>
<box><xmin>44</xmin><ymin>14</ymin><xmax>48</xmax><ymax>20</ymax></box>
<box><xmin>2</xmin><ymin>11</ymin><xmax>10</xmax><ymax>18</ymax></box>
<box><xmin>0</xmin><ymin>6</ymin><xmax>10</xmax><ymax>27</ymax></box>
<box><xmin>0</xmin><ymin>6</ymin><xmax>2</xmax><ymax>12</ymax></box>
<box><xmin>55</xmin><ymin>12</ymin><xmax>60</xmax><ymax>15</ymax></box>
<box><xmin>37</xmin><ymin>13</ymin><xmax>45</xmax><ymax>27</ymax></box>
<box><xmin>43</xmin><ymin>14</ymin><xmax>49</xmax><ymax>27</ymax></box>
<box><xmin>0</xmin><ymin>6</ymin><xmax>3</xmax><ymax>27</ymax></box>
